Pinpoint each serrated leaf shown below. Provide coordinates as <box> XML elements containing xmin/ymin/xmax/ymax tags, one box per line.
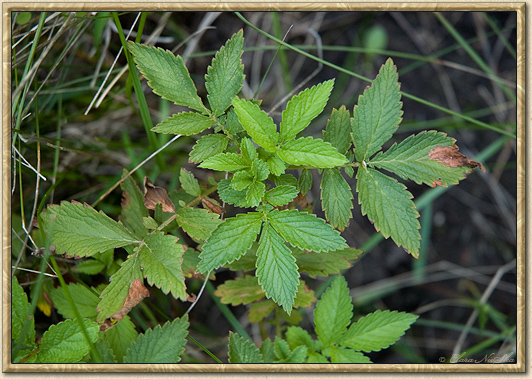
<box><xmin>273</xmin><ymin>173</ymin><xmax>298</xmax><ymax>187</ymax></box>
<box><xmin>120</xmin><ymin>169</ymin><xmax>148</xmax><ymax>239</ymax></box>
<box><xmin>142</xmin><ymin>216</ymin><xmax>159</xmax><ymax>230</ymax></box>
<box><xmin>286</xmin><ymin>326</ymin><xmax>314</xmax><ymax>351</ymax></box>
<box><xmin>293</xmin><ymin>281</ymin><xmax>317</xmax><ymax>307</ymax></box>
<box><xmin>248</xmin><ymin>300</ymin><xmax>277</xmax><ymax>323</ymax></box>
<box><xmin>198</xmin><ymin>212</ymin><xmax>263</xmax><ymax>272</ymax></box>
<box><xmin>256</xmin><ymin>223</ymin><xmax>299</xmax><ymax>313</ymax></box>
<box><xmin>314</xmin><ymin>276</ymin><xmax>353</xmax><ymax>347</ymax></box>
<box><xmin>127</xmin><ymin>42</ymin><xmax>206</xmax><ymax>113</ymax></box>
<box><xmin>138</xmin><ymin>233</ymin><xmax>186</xmax><ymax>300</ymax></box>
<box><xmin>101</xmin><ymin>315</ymin><xmax>137</xmax><ymax>363</ymax></box>
<box><xmin>228</xmin><ymin>332</ymin><xmax>264</xmax><ymax>363</ymax></box>
<box><xmin>240</xmin><ymin>137</ymin><xmax>258</xmax><ymax>165</ymax></box>
<box><xmin>93</xmin><ymin>339</ymin><xmax>117</xmax><ymax>363</ymax></box>
<box><xmin>251</xmin><ymin>158</ymin><xmax>270</xmax><ymax>181</ymax></box>
<box><xmin>268</xmin><ymin>209</ymin><xmax>347</xmax><ymax>253</ymax></box>
<box><xmin>329</xmin><ymin>347</ymin><xmax>372</xmax><ymax>363</ymax></box>
<box><xmin>206</xmin><ymin>30</ymin><xmax>245</xmax><ymax>116</ymax></box>
<box><xmin>264</xmin><ymin>185</ymin><xmax>298</xmax><ymax>206</ymax></box>
<box><xmin>352</xmin><ymin>58</ymin><xmax>402</xmax><ymax>162</ymax></box>
<box><xmin>308</xmin><ymin>352</ymin><xmax>329</xmax><ymax>363</ymax></box>
<box><xmin>214</xmin><ymin>275</ymin><xmax>265</xmax><ymax>305</ymax></box>
<box><xmin>295</xmin><ymin>247</ymin><xmax>363</xmax><ymax>278</ymax></box>
<box><xmin>225</xmin><ymin>107</ymin><xmax>244</xmax><ymax>134</ymax></box>
<box><xmin>265</xmin><ymin>153</ymin><xmax>287</xmax><ymax>176</ymax></box>
<box><xmin>152</xmin><ymin>112</ymin><xmax>213</xmax><ymax>136</ymax></box>
<box><xmin>37</xmin><ymin>319</ymin><xmax>99</xmax><ymax>363</ymax></box>
<box><xmin>232</xmin><ymin>97</ymin><xmax>278</xmax><ymax>152</ymax></box>
<box><xmin>273</xmin><ymin>337</ymin><xmax>292</xmax><ymax>361</ymax></box>
<box><xmin>12</xmin><ymin>277</ymin><xmax>36</xmax><ymax>353</ymax></box>
<box><xmin>284</xmin><ymin>345</ymin><xmax>308</xmax><ymax>363</ymax></box>
<box><xmin>279</xmin><ymin>79</ymin><xmax>335</xmax><ymax>143</ymax></box>
<box><xmin>260</xmin><ymin>338</ymin><xmax>275</xmax><ymax>363</ymax></box>
<box><xmin>323</xmin><ymin>105</ymin><xmax>351</xmax><ymax>155</ymax></box>
<box><xmin>96</xmin><ymin>256</ymin><xmax>143</xmax><ymax>323</ymax></box>
<box><xmin>49</xmin><ymin>283</ymin><xmax>100</xmax><ymax>320</ymax></box>
<box><xmin>74</xmin><ymin>258</ymin><xmax>107</xmax><ymax>275</ymax></box>
<box><xmin>245</xmin><ymin>180</ymin><xmax>266</xmax><ymax>207</ymax></box>
<box><xmin>231</xmin><ymin>170</ymin><xmax>254</xmax><ymax>190</ymax></box>
<box><xmin>217</xmin><ymin>178</ymin><xmax>248</xmax><ymax>207</ymax></box>
<box><xmin>175</xmin><ymin>207</ymin><xmax>222</xmax><ymax>241</ymax></box>
<box><xmin>40</xmin><ymin>201</ymin><xmax>138</xmax><ymax>257</ymax></box>
<box><xmin>199</xmin><ymin>152</ymin><xmax>248</xmax><ymax>172</ymax></box>
<box><xmin>189</xmin><ymin>133</ymin><xmax>229</xmax><ymax>163</ymax></box>
<box><xmin>320</xmin><ymin>168</ymin><xmax>353</xmax><ymax>231</ymax></box>
<box><xmin>123</xmin><ymin>316</ymin><xmax>189</xmax><ymax>363</ymax></box>
<box><xmin>179</xmin><ymin>168</ymin><xmax>201</xmax><ymax>197</ymax></box>
<box><xmin>369</xmin><ymin>130</ymin><xmax>472</xmax><ymax>187</ymax></box>
<box><xmin>278</xmin><ymin>137</ymin><xmax>347</xmax><ymax>168</ymax></box>
<box><xmin>298</xmin><ymin>169</ymin><xmax>312</xmax><ymax>195</ymax></box>
<box><xmin>339</xmin><ymin>310</ymin><xmax>418</xmax><ymax>352</ymax></box>
<box><xmin>356</xmin><ymin>166</ymin><xmax>420</xmax><ymax>256</ymax></box>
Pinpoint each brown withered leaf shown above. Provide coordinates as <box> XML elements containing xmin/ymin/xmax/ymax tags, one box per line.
<box><xmin>143</xmin><ymin>177</ymin><xmax>175</xmax><ymax>213</ymax></box>
<box><xmin>100</xmin><ymin>279</ymin><xmax>150</xmax><ymax>331</ymax></box>
<box><xmin>429</xmin><ymin>145</ymin><xmax>486</xmax><ymax>173</ymax></box>
<box><xmin>201</xmin><ymin>197</ymin><xmax>224</xmax><ymax>215</ymax></box>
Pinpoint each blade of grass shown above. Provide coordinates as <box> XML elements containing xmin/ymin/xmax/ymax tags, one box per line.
<box><xmin>271</xmin><ymin>12</ymin><xmax>292</xmax><ymax>92</ymax></box>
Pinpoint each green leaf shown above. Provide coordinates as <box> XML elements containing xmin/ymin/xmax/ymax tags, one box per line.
<box><xmin>314</xmin><ymin>276</ymin><xmax>353</xmax><ymax>346</ymax></box>
<box><xmin>228</xmin><ymin>332</ymin><xmax>264</xmax><ymax>363</ymax></box>
<box><xmin>179</xmin><ymin>168</ymin><xmax>201</xmax><ymax>197</ymax></box>
<box><xmin>138</xmin><ymin>233</ymin><xmax>186</xmax><ymax>300</ymax></box>
<box><xmin>152</xmin><ymin>112</ymin><xmax>213</xmax><ymax>135</ymax></box>
<box><xmin>214</xmin><ymin>275</ymin><xmax>265</xmax><ymax>305</ymax></box>
<box><xmin>123</xmin><ymin>316</ymin><xmax>189</xmax><ymax>363</ymax></box>
<box><xmin>12</xmin><ymin>277</ymin><xmax>36</xmax><ymax>353</ymax></box>
<box><xmin>74</xmin><ymin>258</ymin><xmax>107</xmax><ymax>275</ymax></box>
<box><xmin>264</xmin><ymin>153</ymin><xmax>287</xmax><ymax>176</ymax></box>
<box><xmin>232</xmin><ymin>97</ymin><xmax>278</xmax><ymax>152</ymax></box>
<box><xmin>120</xmin><ymin>169</ymin><xmax>148</xmax><ymax>239</ymax></box>
<box><xmin>231</xmin><ymin>170</ymin><xmax>254</xmax><ymax>190</ymax></box>
<box><xmin>96</xmin><ymin>255</ymin><xmax>143</xmax><ymax>323</ymax></box>
<box><xmin>93</xmin><ymin>339</ymin><xmax>117</xmax><ymax>363</ymax></box>
<box><xmin>264</xmin><ymin>185</ymin><xmax>298</xmax><ymax>207</ymax></box>
<box><xmin>225</xmin><ymin>107</ymin><xmax>244</xmax><ymax>134</ymax></box>
<box><xmin>206</xmin><ymin>30</ymin><xmax>245</xmax><ymax>116</ymax></box>
<box><xmin>295</xmin><ymin>247</ymin><xmax>363</xmax><ymax>278</ymax></box>
<box><xmin>273</xmin><ymin>337</ymin><xmax>291</xmax><ymax>361</ymax></box>
<box><xmin>40</xmin><ymin>201</ymin><xmax>138</xmax><ymax>257</ymax></box>
<box><xmin>293</xmin><ymin>280</ymin><xmax>317</xmax><ymax>307</ymax></box>
<box><xmin>351</xmin><ymin>58</ymin><xmax>402</xmax><ymax>162</ymax></box>
<box><xmin>189</xmin><ymin>133</ymin><xmax>229</xmax><ymax>163</ymax></box>
<box><xmin>369</xmin><ymin>130</ymin><xmax>471</xmax><ymax>187</ymax></box>
<box><xmin>298</xmin><ymin>169</ymin><xmax>312</xmax><ymax>195</ymax></box>
<box><xmin>49</xmin><ymin>283</ymin><xmax>100</xmax><ymax>320</ymax></box>
<box><xmin>245</xmin><ymin>180</ymin><xmax>266</xmax><ymax>207</ymax></box>
<box><xmin>101</xmin><ymin>315</ymin><xmax>137</xmax><ymax>363</ymax></box>
<box><xmin>320</xmin><ymin>168</ymin><xmax>353</xmax><ymax>231</ymax></box>
<box><xmin>256</xmin><ymin>223</ymin><xmax>299</xmax><ymax>313</ymax></box>
<box><xmin>175</xmin><ymin>207</ymin><xmax>222</xmax><ymax>241</ymax></box>
<box><xmin>251</xmin><ymin>158</ymin><xmax>270</xmax><ymax>181</ymax></box>
<box><xmin>199</xmin><ymin>152</ymin><xmax>248</xmax><ymax>172</ymax></box>
<box><xmin>272</xmin><ymin>173</ymin><xmax>298</xmax><ymax>188</ymax></box>
<box><xmin>240</xmin><ymin>137</ymin><xmax>258</xmax><ymax>165</ymax></box>
<box><xmin>329</xmin><ymin>347</ymin><xmax>372</xmax><ymax>363</ymax></box>
<box><xmin>284</xmin><ymin>345</ymin><xmax>308</xmax><ymax>363</ymax></box>
<box><xmin>127</xmin><ymin>42</ymin><xmax>206</xmax><ymax>113</ymax></box>
<box><xmin>217</xmin><ymin>178</ymin><xmax>248</xmax><ymax>207</ymax></box>
<box><xmin>286</xmin><ymin>326</ymin><xmax>314</xmax><ymax>352</ymax></box>
<box><xmin>198</xmin><ymin>212</ymin><xmax>263</xmax><ymax>272</ymax></box>
<box><xmin>268</xmin><ymin>209</ymin><xmax>347</xmax><ymax>253</ymax></box>
<box><xmin>249</xmin><ymin>300</ymin><xmax>277</xmax><ymax>323</ymax></box>
<box><xmin>278</xmin><ymin>137</ymin><xmax>347</xmax><ymax>168</ymax></box>
<box><xmin>323</xmin><ymin>105</ymin><xmax>351</xmax><ymax>155</ymax></box>
<box><xmin>356</xmin><ymin>166</ymin><xmax>420</xmax><ymax>257</ymax></box>
<box><xmin>37</xmin><ymin>319</ymin><xmax>99</xmax><ymax>363</ymax></box>
<box><xmin>339</xmin><ymin>310</ymin><xmax>418</xmax><ymax>352</ymax></box>
<box><xmin>279</xmin><ymin>79</ymin><xmax>335</xmax><ymax>143</ymax></box>
<box><xmin>308</xmin><ymin>352</ymin><xmax>329</xmax><ymax>363</ymax></box>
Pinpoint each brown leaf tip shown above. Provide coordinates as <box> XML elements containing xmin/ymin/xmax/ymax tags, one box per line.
<box><xmin>429</xmin><ymin>145</ymin><xmax>486</xmax><ymax>173</ymax></box>
<box><xmin>143</xmin><ymin>177</ymin><xmax>176</xmax><ymax>213</ymax></box>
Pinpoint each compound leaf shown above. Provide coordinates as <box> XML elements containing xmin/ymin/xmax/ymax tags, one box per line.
<box><xmin>199</xmin><ymin>152</ymin><xmax>248</xmax><ymax>172</ymax></box>
<box><xmin>256</xmin><ymin>223</ymin><xmax>299</xmax><ymax>313</ymax></box>
<box><xmin>320</xmin><ymin>168</ymin><xmax>353</xmax><ymax>231</ymax></box>
<box><xmin>279</xmin><ymin>79</ymin><xmax>334</xmax><ymax>143</ymax></box>
<box><xmin>124</xmin><ymin>316</ymin><xmax>189</xmax><ymax>363</ymax></box>
<box><xmin>198</xmin><ymin>212</ymin><xmax>263</xmax><ymax>272</ymax></box>
<box><xmin>370</xmin><ymin>130</ymin><xmax>473</xmax><ymax>187</ymax></box>
<box><xmin>138</xmin><ymin>233</ymin><xmax>186</xmax><ymax>300</ymax></box>
<box><xmin>339</xmin><ymin>310</ymin><xmax>418</xmax><ymax>352</ymax></box>
<box><xmin>232</xmin><ymin>97</ymin><xmax>278</xmax><ymax>152</ymax></box>
<box><xmin>151</xmin><ymin>112</ymin><xmax>213</xmax><ymax>136</ymax></box>
<box><xmin>268</xmin><ymin>209</ymin><xmax>347</xmax><ymax>253</ymax></box>
<box><xmin>127</xmin><ymin>42</ymin><xmax>206</xmax><ymax>113</ymax></box>
<box><xmin>314</xmin><ymin>276</ymin><xmax>353</xmax><ymax>347</ymax></box>
<box><xmin>264</xmin><ymin>185</ymin><xmax>299</xmax><ymax>207</ymax></box>
<box><xmin>228</xmin><ymin>332</ymin><xmax>264</xmax><ymax>363</ymax></box>
<box><xmin>206</xmin><ymin>30</ymin><xmax>245</xmax><ymax>117</ymax></box>
<box><xmin>351</xmin><ymin>58</ymin><xmax>402</xmax><ymax>162</ymax></box>
<box><xmin>189</xmin><ymin>133</ymin><xmax>229</xmax><ymax>163</ymax></box>
<box><xmin>278</xmin><ymin>137</ymin><xmax>347</xmax><ymax>168</ymax></box>
<box><xmin>40</xmin><ymin>201</ymin><xmax>138</xmax><ymax>258</ymax></box>
<box><xmin>356</xmin><ymin>166</ymin><xmax>420</xmax><ymax>257</ymax></box>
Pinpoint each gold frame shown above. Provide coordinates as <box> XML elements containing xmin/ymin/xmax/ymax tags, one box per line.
<box><xmin>3</xmin><ymin>4</ymin><xmax>526</xmax><ymax>374</ymax></box>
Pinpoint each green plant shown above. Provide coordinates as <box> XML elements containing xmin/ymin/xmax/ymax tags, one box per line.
<box><xmin>14</xmin><ymin>26</ymin><xmax>487</xmax><ymax>364</ymax></box>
